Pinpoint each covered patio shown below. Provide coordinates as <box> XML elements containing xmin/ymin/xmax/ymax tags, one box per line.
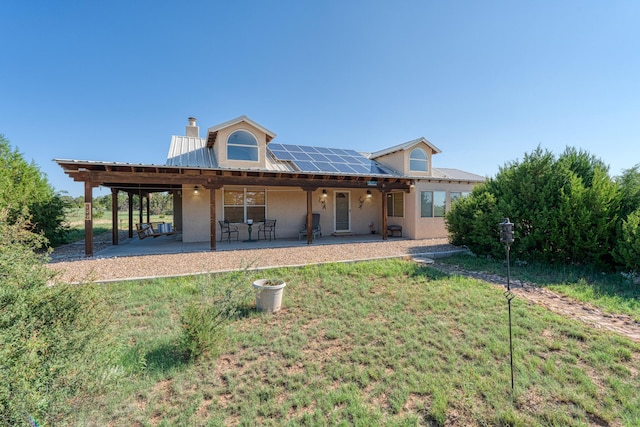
<box><xmin>55</xmin><ymin>159</ymin><xmax>413</xmax><ymax>257</ymax></box>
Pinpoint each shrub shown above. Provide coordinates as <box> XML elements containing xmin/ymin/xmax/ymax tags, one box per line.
<box><xmin>180</xmin><ymin>271</ymin><xmax>253</xmax><ymax>360</ymax></box>
<box><xmin>0</xmin><ymin>210</ymin><xmax>112</xmax><ymax>426</ymax></box>
<box><xmin>0</xmin><ymin>135</ymin><xmax>68</xmax><ymax>247</ymax></box>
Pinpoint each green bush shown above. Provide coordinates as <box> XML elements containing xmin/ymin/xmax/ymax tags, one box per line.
<box><xmin>180</xmin><ymin>271</ymin><xmax>253</xmax><ymax>360</ymax></box>
<box><xmin>0</xmin><ymin>210</ymin><xmax>112</xmax><ymax>426</ymax></box>
<box><xmin>446</xmin><ymin>146</ymin><xmax>621</xmax><ymax>268</ymax></box>
<box><xmin>0</xmin><ymin>135</ymin><xmax>68</xmax><ymax>247</ymax></box>
<box><xmin>613</xmin><ymin>209</ymin><xmax>640</xmax><ymax>272</ymax></box>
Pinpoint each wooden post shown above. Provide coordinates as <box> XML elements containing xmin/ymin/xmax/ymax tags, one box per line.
<box><xmin>84</xmin><ymin>181</ymin><xmax>94</xmax><ymax>257</ymax></box>
<box><xmin>381</xmin><ymin>190</ymin><xmax>388</xmax><ymax>240</ymax></box>
<box><xmin>128</xmin><ymin>191</ymin><xmax>134</xmax><ymax>238</ymax></box>
<box><xmin>138</xmin><ymin>191</ymin><xmax>143</xmax><ymax>226</ymax></box>
<box><xmin>146</xmin><ymin>194</ymin><xmax>150</xmax><ymax>224</ymax></box>
<box><xmin>111</xmin><ymin>188</ymin><xmax>119</xmax><ymax>245</ymax></box>
<box><xmin>306</xmin><ymin>189</ymin><xmax>313</xmax><ymax>244</ymax></box>
<box><xmin>210</xmin><ymin>186</ymin><xmax>217</xmax><ymax>251</ymax></box>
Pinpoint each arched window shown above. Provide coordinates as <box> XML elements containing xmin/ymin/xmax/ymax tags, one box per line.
<box><xmin>409</xmin><ymin>148</ymin><xmax>428</xmax><ymax>172</ymax></box>
<box><xmin>227</xmin><ymin>130</ymin><xmax>258</xmax><ymax>161</ymax></box>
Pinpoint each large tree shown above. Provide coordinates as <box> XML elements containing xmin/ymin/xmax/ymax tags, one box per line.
<box><xmin>446</xmin><ymin>146</ymin><xmax>621</xmax><ymax>268</ymax></box>
<box><xmin>0</xmin><ymin>134</ymin><xmax>67</xmax><ymax>246</ymax></box>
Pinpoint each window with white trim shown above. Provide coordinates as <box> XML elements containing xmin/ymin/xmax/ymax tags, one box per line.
<box><xmin>386</xmin><ymin>192</ymin><xmax>404</xmax><ymax>217</ymax></box>
<box><xmin>409</xmin><ymin>148</ymin><xmax>428</xmax><ymax>172</ymax></box>
<box><xmin>227</xmin><ymin>130</ymin><xmax>258</xmax><ymax>161</ymax></box>
<box><xmin>421</xmin><ymin>191</ymin><xmax>446</xmax><ymax>217</ymax></box>
<box><xmin>223</xmin><ymin>188</ymin><xmax>266</xmax><ymax>222</ymax></box>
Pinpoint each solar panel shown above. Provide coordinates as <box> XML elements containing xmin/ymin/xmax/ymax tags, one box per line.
<box><xmin>267</xmin><ymin>143</ymin><xmax>395</xmax><ymax>176</ymax></box>
<box><xmin>270</xmin><ymin>150</ymin><xmax>296</xmax><ymax>161</ymax></box>
<box><xmin>294</xmin><ymin>160</ymin><xmax>321</xmax><ymax>172</ymax></box>
<box><xmin>290</xmin><ymin>151</ymin><xmax>313</xmax><ymax>161</ymax></box>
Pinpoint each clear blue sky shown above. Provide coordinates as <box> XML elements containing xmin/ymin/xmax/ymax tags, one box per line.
<box><xmin>2</xmin><ymin>1</ymin><xmax>639</xmax><ymax>197</ymax></box>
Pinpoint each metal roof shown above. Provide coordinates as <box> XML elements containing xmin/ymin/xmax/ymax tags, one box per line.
<box><xmin>432</xmin><ymin>168</ymin><xmax>485</xmax><ymax>182</ymax></box>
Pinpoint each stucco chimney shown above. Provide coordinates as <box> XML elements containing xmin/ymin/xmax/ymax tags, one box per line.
<box><xmin>186</xmin><ymin>117</ymin><xmax>199</xmax><ymax>137</ymax></box>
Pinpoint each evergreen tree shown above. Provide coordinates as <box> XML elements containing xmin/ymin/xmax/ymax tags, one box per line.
<box><xmin>0</xmin><ymin>134</ymin><xmax>67</xmax><ymax>246</ymax></box>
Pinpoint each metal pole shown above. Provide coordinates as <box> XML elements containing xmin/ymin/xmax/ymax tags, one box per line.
<box><xmin>505</xmin><ymin>243</ymin><xmax>515</xmax><ymax>392</ymax></box>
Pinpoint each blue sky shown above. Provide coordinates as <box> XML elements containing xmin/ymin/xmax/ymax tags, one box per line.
<box><xmin>1</xmin><ymin>1</ymin><xmax>639</xmax><ymax>197</ymax></box>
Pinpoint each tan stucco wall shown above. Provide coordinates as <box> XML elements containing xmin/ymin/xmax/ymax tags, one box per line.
<box><xmin>374</xmin><ymin>142</ymin><xmax>435</xmax><ymax>177</ymax></box>
<box><xmin>181</xmin><ymin>184</ymin><xmax>212</xmax><ymax>243</ymax></box>
<box><xmin>179</xmin><ymin>180</ymin><xmax>481</xmax><ymax>243</ymax></box>
<box><xmin>407</xmin><ymin>181</ymin><xmax>479</xmax><ymax>239</ymax></box>
<box><xmin>213</xmin><ymin>122</ymin><xmax>268</xmax><ymax>169</ymax></box>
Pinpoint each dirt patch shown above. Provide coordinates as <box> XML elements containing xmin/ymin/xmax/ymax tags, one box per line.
<box><xmin>430</xmin><ymin>262</ymin><xmax>640</xmax><ymax>343</ymax></box>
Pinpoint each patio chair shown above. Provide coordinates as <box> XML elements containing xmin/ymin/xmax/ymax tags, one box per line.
<box><xmin>258</xmin><ymin>219</ymin><xmax>277</xmax><ymax>241</ymax></box>
<box><xmin>218</xmin><ymin>220</ymin><xmax>239</xmax><ymax>243</ymax></box>
<box><xmin>298</xmin><ymin>213</ymin><xmax>321</xmax><ymax>240</ymax></box>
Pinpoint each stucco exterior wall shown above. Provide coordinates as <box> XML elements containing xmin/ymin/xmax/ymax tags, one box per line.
<box><xmin>408</xmin><ymin>180</ymin><xmax>478</xmax><ymax>240</ymax></box>
<box><xmin>213</xmin><ymin>122</ymin><xmax>268</xmax><ymax>169</ymax></box>
<box><xmin>181</xmin><ymin>184</ymin><xmax>212</xmax><ymax>243</ymax></box>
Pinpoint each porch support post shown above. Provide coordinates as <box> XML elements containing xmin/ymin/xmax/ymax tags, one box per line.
<box><xmin>84</xmin><ymin>181</ymin><xmax>94</xmax><ymax>257</ymax></box>
<box><xmin>138</xmin><ymin>192</ymin><xmax>143</xmax><ymax>225</ymax></box>
<box><xmin>111</xmin><ymin>188</ymin><xmax>119</xmax><ymax>245</ymax></box>
<box><xmin>128</xmin><ymin>191</ymin><xmax>134</xmax><ymax>238</ymax></box>
<box><xmin>381</xmin><ymin>190</ymin><xmax>388</xmax><ymax>240</ymax></box>
<box><xmin>146</xmin><ymin>194</ymin><xmax>150</xmax><ymax>224</ymax></box>
<box><xmin>209</xmin><ymin>186</ymin><xmax>217</xmax><ymax>251</ymax></box>
<box><xmin>306</xmin><ymin>189</ymin><xmax>313</xmax><ymax>244</ymax></box>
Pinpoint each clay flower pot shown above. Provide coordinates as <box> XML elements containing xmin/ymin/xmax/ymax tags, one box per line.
<box><xmin>252</xmin><ymin>279</ymin><xmax>286</xmax><ymax>313</ymax></box>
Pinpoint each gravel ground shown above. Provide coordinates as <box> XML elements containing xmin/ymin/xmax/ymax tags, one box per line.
<box><xmin>47</xmin><ymin>235</ymin><xmax>461</xmax><ymax>283</ymax></box>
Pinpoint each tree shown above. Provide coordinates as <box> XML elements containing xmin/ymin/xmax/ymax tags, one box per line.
<box><xmin>446</xmin><ymin>146</ymin><xmax>621</xmax><ymax>267</ymax></box>
<box><xmin>0</xmin><ymin>134</ymin><xmax>67</xmax><ymax>246</ymax></box>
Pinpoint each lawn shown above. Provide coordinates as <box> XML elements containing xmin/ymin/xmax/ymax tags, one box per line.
<box><xmin>439</xmin><ymin>253</ymin><xmax>640</xmax><ymax>322</ymax></box>
<box><xmin>67</xmin><ymin>259</ymin><xmax>639</xmax><ymax>426</ymax></box>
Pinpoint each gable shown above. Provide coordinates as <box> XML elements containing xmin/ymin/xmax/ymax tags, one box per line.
<box><xmin>370</xmin><ymin>138</ymin><xmax>440</xmax><ymax>177</ymax></box>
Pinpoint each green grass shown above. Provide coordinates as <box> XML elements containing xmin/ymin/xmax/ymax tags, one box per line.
<box><xmin>440</xmin><ymin>253</ymin><xmax>640</xmax><ymax>322</ymax></box>
<box><xmin>62</xmin><ymin>259</ymin><xmax>640</xmax><ymax>426</ymax></box>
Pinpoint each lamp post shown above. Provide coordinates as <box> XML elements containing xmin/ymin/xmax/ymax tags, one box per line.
<box><xmin>500</xmin><ymin>218</ymin><xmax>515</xmax><ymax>393</ymax></box>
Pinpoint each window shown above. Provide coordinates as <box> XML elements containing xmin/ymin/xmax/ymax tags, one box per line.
<box><xmin>386</xmin><ymin>192</ymin><xmax>404</xmax><ymax>217</ymax></box>
<box><xmin>227</xmin><ymin>130</ymin><xmax>258</xmax><ymax>161</ymax></box>
<box><xmin>223</xmin><ymin>188</ymin><xmax>266</xmax><ymax>222</ymax></box>
<box><xmin>421</xmin><ymin>191</ymin><xmax>446</xmax><ymax>217</ymax></box>
<box><xmin>450</xmin><ymin>191</ymin><xmax>471</xmax><ymax>204</ymax></box>
<box><xmin>409</xmin><ymin>148</ymin><xmax>428</xmax><ymax>172</ymax></box>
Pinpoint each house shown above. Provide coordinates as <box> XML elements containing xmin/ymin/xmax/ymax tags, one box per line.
<box><xmin>55</xmin><ymin>116</ymin><xmax>484</xmax><ymax>256</ymax></box>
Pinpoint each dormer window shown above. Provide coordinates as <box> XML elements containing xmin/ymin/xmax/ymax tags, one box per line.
<box><xmin>227</xmin><ymin>130</ymin><xmax>258</xmax><ymax>161</ymax></box>
<box><xmin>409</xmin><ymin>148</ymin><xmax>428</xmax><ymax>172</ymax></box>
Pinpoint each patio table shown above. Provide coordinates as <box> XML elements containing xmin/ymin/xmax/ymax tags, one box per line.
<box><xmin>239</xmin><ymin>221</ymin><xmax>262</xmax><ymax>242</ymax></box>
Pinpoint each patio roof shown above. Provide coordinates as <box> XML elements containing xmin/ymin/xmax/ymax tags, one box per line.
<box><xmin>53</xmin><ymin>158</ymin><xmax>415</xmax><ymax>193</ymax></box>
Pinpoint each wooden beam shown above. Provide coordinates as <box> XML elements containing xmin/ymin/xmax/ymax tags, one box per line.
<box><xmin>111</xmin><ymin>188</ymin><xmax>119</xmax><ymax>245</ymax></box>
<box><xmin>381</xmin><ymin>190</ymin><xmax>388</xmax><ymax>240</ymax></box>
<box><xmin>306</xmin><ymin>190</ymin><xmax>313</xmax><ymax>245</ymax></box>
<box><xmin>210</xmin><ymin>187</ymin><xmax>217</xmax><ymax>251</ymax></box>
<box><xmin>84</xmin><ymin>181</ymin><xmax>94</xmax><ymax>257</ymax></box>
<box><xmin>128</xmin><ymin>191</ymin><xmax>133</xmax><ymax>239</ymax></box>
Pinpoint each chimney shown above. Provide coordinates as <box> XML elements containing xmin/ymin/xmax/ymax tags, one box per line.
<box><xmin>186</xmin><ymin>117</ymin><xmax>199</xmax><ymax>137</ymax></box>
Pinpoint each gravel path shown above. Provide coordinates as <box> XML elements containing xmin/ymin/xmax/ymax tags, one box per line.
<box><xmin>47</xmin><ymin>236</ymin><xmax>458</xmax><ymax>283</ymax></box>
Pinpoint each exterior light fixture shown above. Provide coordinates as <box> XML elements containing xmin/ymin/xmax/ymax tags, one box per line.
<box><xmin>194</xmin><ymin>185</ymin><xmax>199</xmax><ymax>195</ymax></box>
<box><xmin>366</xmin><ymin>190</ymin><xmax>372</xmax><ymax>198</ymax></box>
<box><xmin>319</xmin><ymin>189</ymin><xmax>327</xmax><ymax>209</ymax></box>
